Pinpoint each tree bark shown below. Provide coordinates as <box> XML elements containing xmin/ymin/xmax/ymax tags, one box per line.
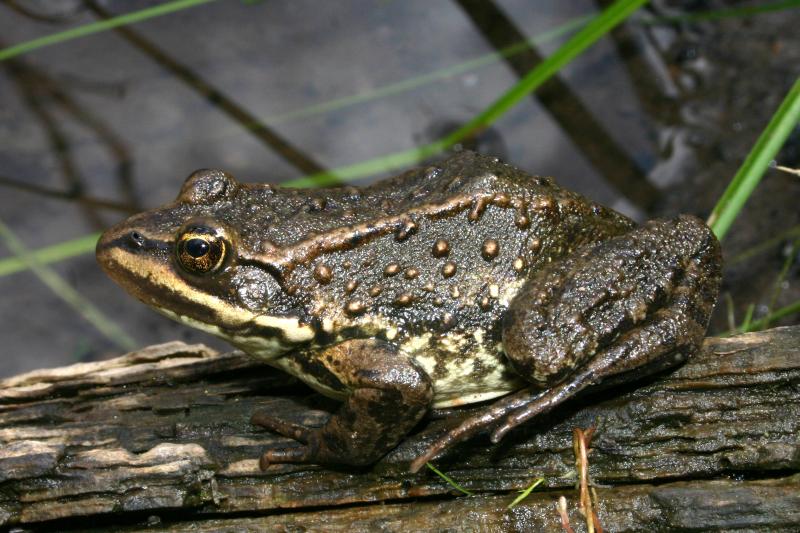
<box><xmin>0</xmin><ymin>326</ymin><xmax>798</xmax><ymax>531</ymax></box>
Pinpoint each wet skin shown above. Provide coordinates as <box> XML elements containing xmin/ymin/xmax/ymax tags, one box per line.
<box><xmin>96</xmin><ymin>151</ymin><xmax>722</xmax><ymax>472</ymax></box>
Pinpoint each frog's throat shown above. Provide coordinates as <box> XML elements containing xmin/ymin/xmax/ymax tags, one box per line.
<box><xmin>155</xmin><ymin>307</ymin><xmax>309</xmax><ymax>359</ymax></box>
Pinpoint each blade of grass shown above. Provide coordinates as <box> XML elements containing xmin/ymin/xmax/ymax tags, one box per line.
<box><xmin>0</xmin><ymin>0</ymin><xmax>219</xmax><ymax>62</ymax></box>
<box><xmin>764</xmin><ymin>237</ymin><xmax>799</xmax><ymax>329</ymax></box>
<box><xmin>436</xmin><ymin>0</ymin><xmax>649</xmax><ymax>151</ymax></box>
<box><xmin>724</xmin><ymin>293</ymin><xmax>737</xmax><ymax>333</ymax></box>
<box><xmin>0</xmin><ymin>232</ymin><xmax>101</xmax><ymax>277</ymax></box>
<box><xmin>745</xmin><ymin>300</ymin><xmax>800</xmax><ymax>331</ymax></box>
<box><xmin>507</xmin><ymin>477</ymin><xmax>545</xmax><ymax>509</ymax></box>
<box><xmin>708</xmin><ymin>78</ymin><xmax>800</xmax><ymax>239</ymax></box>
<box><xmin>721</xmin><ymin>299</ymin><xmax>800</xmax><ymax>336</ymax></box>
<box><xmin>425</xmin><ymin>463</ymin><xmax>474</xmax><ymax>496</ymax></box>
<box><xmin>287</xmin><ymin>0</ymin><xmax>650</xmax><ymax>187</ymax></box>
<box><xmin>728</xmin><ymin>223</ymin><xmax>800</xmax><ymax>265</ymax></box>
<box><xmin>739</xmin><ymin>303</ymin><xmax>755</xmax><ymax>334</ymax></box>
<box><xmin>0</xmin><ymin>220</ymin><xmax>136</xmax><ymax>351</ymax></box>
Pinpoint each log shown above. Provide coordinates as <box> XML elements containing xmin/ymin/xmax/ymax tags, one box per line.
<box><xmin>0</xmin><ymin>326</ymin><xmax>798</xmax><ymax>531</ymax></box>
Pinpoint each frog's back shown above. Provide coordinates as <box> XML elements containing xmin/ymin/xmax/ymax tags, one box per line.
<box><xmin>228</xmin><ymin>152</ymin><xmax>625</xmax><ymax>248</ymax></box>
<box><xmin>230</xmin><ymin>152</ymin><xmax>632</xmax><ymax>344</ymax></box>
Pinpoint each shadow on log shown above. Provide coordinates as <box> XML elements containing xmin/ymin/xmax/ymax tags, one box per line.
<box><xmin>0</xmin><ymin>327</ymin><xmax>798</xmax><ymax>531</ymax></box>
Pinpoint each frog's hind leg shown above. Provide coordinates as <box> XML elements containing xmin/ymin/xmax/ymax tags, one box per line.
<box><xmin>410</xmin><ymin>215</ymin><xmax>721</xmax><ymax>472</ymax></box>
<box><xmin>253</xmin><ymin>339</ymin><xmax>433</xmax><ymax>468</ymax></box>
<box><xmin>493</xmin><ymin>293</ymin><xmax>710</xmax><ymax>442</ymax></box>
<box><xmin>495</xmin><ymin>215</ymin><xmax>721</xmax><ymax>439</ymax></box>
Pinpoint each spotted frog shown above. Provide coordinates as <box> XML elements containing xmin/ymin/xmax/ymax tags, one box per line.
<box><xmin>96</xmin><ymin>151</ymin><xmax>721</xmax><ymax>472</ymax></box>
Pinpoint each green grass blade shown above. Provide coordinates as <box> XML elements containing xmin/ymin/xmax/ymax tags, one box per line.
<box><xmin>747</xmin><ymin>300</ymin><xmax>800</xmax><ymax>331</ymax></box>
<box><xmin>763</xmin><ymin>238</ymin><xmax>800</xmax><ymax>329</ymax></box>
<box><xmin>0</xmin><ymin>232</ymin><xmax>101</xmax><ymax>277</ymax></box>
<box><xmin>740</xmin><ymin>303</ymin><xmax>755</xmax><ymax>333</ymax></box>
<box><xmin>708</xmin><ymin>78</ymin><xmax>800</xmax><ymax>239</ymax></box>
<box><xmin>425</xmin><ymin>463</ymin><xmax>474</xmax><ymax>496</ymax></box>
<box><xmin>507</xmin><ymin>477</ymin><xmax>545</xmax><ymax>509</ymax></box>
<box><xmin>728</xmin><ymin>223</ymin><xmax>800</xmax><ymax>265</ymax></box>
<box><xmin>722</xmin><ymin>299</ymin><xmax>800</xmax><ymax>336</ymax></box>
<box><xmin>0</xmin><ymin>0</ymin><xmax>219</xmax><ymax>62</ymax></box>
<box><xmin>0</xmin><ymin>221</ymin><xmax>136</xmax><ymax>351</ymax></box>
<box><xmin>436</xmin><ymin>0</ymin><xmax>649</xmax><ymax>149</ymax></box>
<box><xmin>290</xmin><ymin>0</ymin><xmax>650</xmax><ymax>187</ymax></box>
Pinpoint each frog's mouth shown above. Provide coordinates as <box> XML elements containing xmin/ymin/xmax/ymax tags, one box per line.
<box><xmin>96</xmin><ymin>223</ymin><xmax>316</xmax><ymax>356</ymax></box>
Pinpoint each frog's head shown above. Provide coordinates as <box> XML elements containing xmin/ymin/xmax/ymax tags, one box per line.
<box><xmin>96</xmin><ymin>169</ymin><xmax>316</xmax><ymax>357</ymax></box>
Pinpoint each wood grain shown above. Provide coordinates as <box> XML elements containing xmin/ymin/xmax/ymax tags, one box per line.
<box><xmin>0</xmin><ymin>327</ymin><xmax>798</xmax><ymax>531</ymax></box>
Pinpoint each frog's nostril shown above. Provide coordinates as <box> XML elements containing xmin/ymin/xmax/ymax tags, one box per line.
<box><xmin>129</xmin><ymin>231</ymin><xmax>145</xmax><ymax>248</ymax></box>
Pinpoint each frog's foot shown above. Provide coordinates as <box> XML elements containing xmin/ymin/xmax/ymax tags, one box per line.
<box><xmin>253</xmin><ymin>339</ymin><xmax>434</xmax><ymax>469</ymax></box>
<box><xmin>410</xmin><ymin>379</ymin><xmax>614</xmax><ymax>473</ymax></box>
<box><xmin>409</xmin><ymin>388</ymin><xmax>541</xmax><ymax>473</ymax></box>
<box><xmin>251</xmin><ymin>411</ymin><xmax>320</xmax><ymax>467</ymax></box>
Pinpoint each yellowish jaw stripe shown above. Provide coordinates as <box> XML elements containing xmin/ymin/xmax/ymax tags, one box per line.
<box><xmin>105</xmin><ymin>246</ymin><xmax>315</xmax><ymax>354</ymax></box>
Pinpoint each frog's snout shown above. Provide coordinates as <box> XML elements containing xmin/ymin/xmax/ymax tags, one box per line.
<box><xmin>96</xmin><ymin>224</ymin><xmax>142</xmax><ymax>270</ymax></box>
<box><xmin>96</xmin><ymin>220</ymin><xmax>172</xmax><ymax>283</ymax></box>
<box><xmin>97</xmin><ymin>227</ymin><xmax>142</xmax><ymax>256</ymax></box>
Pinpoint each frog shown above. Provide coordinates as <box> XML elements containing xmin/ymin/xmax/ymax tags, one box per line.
<box><xmin>96</xmin><ymin>151</ymin><xmax>722</xmax><ymax>473</ymax></box>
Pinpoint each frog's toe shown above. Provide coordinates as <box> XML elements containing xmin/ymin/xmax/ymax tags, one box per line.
<box><xmin>489</xmin><ymin>378</ymin><xmax>585</xmax><ymax>443</ymax></box>
<box><xmin>259</xmin><ymin>446</ymin><xmax>315</xmax><ymax>470</ymax></box>
<box><xmin>409</xmin><ymin>389</ymin><xmax>540</xmax><ymax>473</ymax></box>
<box><xmin>251</xmin><ymin>410</ymin><xmax>323</xmax><ymax>469</ymax></box>
<box><xmin>251</xmin><ymin>409</ymin><xmax>316</xmax><ymax>443</ymax></box>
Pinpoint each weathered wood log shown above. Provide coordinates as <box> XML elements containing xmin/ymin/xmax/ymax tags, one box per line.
<box><xmin>0</xmin><ymin>326</ymin><xmax>798</xmax><ymax>531</ymax></box>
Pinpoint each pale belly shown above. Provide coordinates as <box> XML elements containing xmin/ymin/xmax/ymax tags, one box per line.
<box><xmin>401</xmin><ymin>330</ymin><xmax>524</xmax><ymax>408</ymax></box>
<box><xmin>230</xmin><ymin>324</ymin><xmax>525</xmax><ymax>409</ymax></box>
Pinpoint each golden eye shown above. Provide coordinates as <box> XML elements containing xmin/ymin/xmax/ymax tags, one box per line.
<box><xmin>176</xmin><ymin>228</ymin><xmax>227</xmax><ymax>274</ymax></box>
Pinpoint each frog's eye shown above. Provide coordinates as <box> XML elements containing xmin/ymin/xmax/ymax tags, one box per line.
<box><xmin>176</xmin><ymin>227</ymin><xmax>227</xmax><ymax>275</ymax></box>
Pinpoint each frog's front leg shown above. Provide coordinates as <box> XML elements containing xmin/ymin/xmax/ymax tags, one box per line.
<box><xmin>410</xmin><ymin>215</ymin><xmax>721</xmax><ymax>472</ymax></box>
<box><xmin>253</xmin><ymin>339</ymin><xmax>433</xmax><ymax>468</ymax></box>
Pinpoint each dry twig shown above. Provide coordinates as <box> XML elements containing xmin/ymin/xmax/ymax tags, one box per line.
<box><xmin>574</xmin><ymin>426</ymin><xmax>602</xmax><ymax>533</ymax></box>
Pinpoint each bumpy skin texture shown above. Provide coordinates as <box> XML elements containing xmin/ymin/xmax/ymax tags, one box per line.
<box><xmin>505</xmin><ymin>215</ymin><xmax>719</xmax><ymax>386</ymax></box>
<box><xmin>409</xmin><ymin>215</ymin><xmax>721</xmax><ymax>471</ymax></box>
<box><xmin>95</xmin><ymin>152</ymin><xmax>722</xmax><ymax>471</ymax></box>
